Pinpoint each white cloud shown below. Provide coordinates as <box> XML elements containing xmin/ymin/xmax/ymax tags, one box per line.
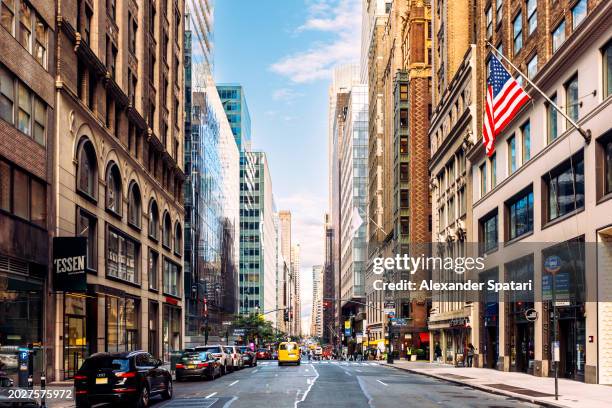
<box><xmin>276</xmin><ymin>193</ymin><xmax>327</xmax><ymax>335</ymax></box>
<box><xmin>272</xmin><ymin>88</ymin><xmax>304</xmax><ymax>102</ymax></box>
<box><xmin>270</xmin><ymin>0</ymin><xmax>361</xmax><ymax>83</ymax></box>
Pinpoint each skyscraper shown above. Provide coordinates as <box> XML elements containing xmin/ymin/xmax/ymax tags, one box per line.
<box><xmin>290</xmin><ymin>244</ymin><xmax>302</xmax><ymax>336</ymax></box>
<box><xmin>311</xmin><ymin>265</ymin><xmax>324</xmax><ymax>338</ymax></box>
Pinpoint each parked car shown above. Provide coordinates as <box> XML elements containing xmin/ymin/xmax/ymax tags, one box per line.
<box><xmin>175</xmin><ymin>351</ymin><xmax>221</xmax><ymax>381</ymax></box>
<box><xmin>74</xmin><ymin>351</ymin><xmax>172</xmax><ymax>408</ymax></box>
<box><xmin>237</xmin><ymin>346</ymin><xmax>257</xmax><ymax>367</ymax></box>
<box><xmin>194</xmin><ymin>345</ymin><xmax>230</xmax><ymax>375</ymax></box>
<box><xmin>256</xmin><ymin>349</ymin><xmax>271</xmax><ymax>360</ymax></box>
<box><xmin>223</xmin><ymin>346</ymin><xmax>243</xmax><ymax>372</ymax></box>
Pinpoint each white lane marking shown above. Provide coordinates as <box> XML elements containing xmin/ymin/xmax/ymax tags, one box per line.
<box><xmin>357</xmin><ymin>376</ymin><xmax>375</xmax><ymax>408</ymax></box>
<box><xmin>377</xmin><ymin>379</ymin><xmax>388</xmax><ymax>386</ymax></box>
<box><xmin>206</xmin><ymin>392</ymin><xmax>218</xmax><ymax>399</ymax></box>
<box><xmin>295</xmin><ymin>364</ymin><xmax>319</xmax><ymax>408</ymax></box>
<box><xmin>229</xmin><ymin>380</ymin><xmax>239</xmax><ymax>386</ymax></box>
<box><xmin>222</xmin><ymin>396</ymin><xmax>238</xmax><ymax>408</ymax></box>
<box><xmin>356</xmin><ymin>369</ymin><xmax>362</xmax><ymax>372</ymax></box>
<box><xmin>252</xmin><ymin>369</ymin><xmax>259</xmax><ymax>373</ymax></box>
<box><xmin>344</xmin><ymin>371</ymin><xmax>352</xmax><ymax>376</ymax></box>
<box><xmin>275</xmin><ymin>373</ymin><xmax>278</xmax><ymax>377</ymax></box>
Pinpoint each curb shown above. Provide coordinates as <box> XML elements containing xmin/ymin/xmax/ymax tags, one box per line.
<box><xmin>382</xmin><ymin>363</ymin><xmax>567</xmax><ymax>408</ymax></box>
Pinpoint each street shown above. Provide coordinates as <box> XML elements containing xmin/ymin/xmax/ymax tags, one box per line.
<box><xmin>143</xmin><ymin>361</ymin><xmax>539</xmax><ymax>408</ymax></box>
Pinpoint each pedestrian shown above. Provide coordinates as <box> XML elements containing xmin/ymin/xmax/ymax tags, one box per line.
<box><xmin>466</xmin><ymin>343</ymin><xmax>475</xmax><ymax>367</ymax></box>
<box><xmin>434</xmin><ymin>343</ymin><xmax>442</xmax><ymax>362</ymax></box>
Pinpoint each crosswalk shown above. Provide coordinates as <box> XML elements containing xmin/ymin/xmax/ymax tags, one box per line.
<box><xmin>257</xmin><ymin>360</ymin><xmax>381</xmax><ymax>367</ymax></box>
<box><xmin>161</xmin><ymin>397</ymin><xmax>218</xmax><ymax>408</ymax></box>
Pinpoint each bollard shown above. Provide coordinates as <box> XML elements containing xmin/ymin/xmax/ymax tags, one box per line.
<box><xmin>40</xmin><ymin>374</ymin><xmax>46</xmax><ymax>408</ymax></box>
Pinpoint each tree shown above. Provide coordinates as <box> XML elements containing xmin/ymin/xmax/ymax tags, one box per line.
<box><xmin>233</xmin><ymin>314</ymin><xmax>277</xmax><ymax>344</ymax></box>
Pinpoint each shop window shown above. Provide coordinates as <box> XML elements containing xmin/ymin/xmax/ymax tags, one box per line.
<box><xmin>76</xmin><ymin>138</ymin><xmax>98</xmax><ymax>200</ymax></box>
<box><xmin>105</xmin><ymin>163</ymin><xmax>122</xmax><ymax>215</ymax></box>
<box><xmin>148</xmin><ymin>199</ymin><xmax>159</xmax><ymax>240</ymax></box>
<box><xmin>506</xmin><ymin>186</ymin><xmax>534</xmax><ymax>240</ymax></box>
<box><xmin>76</xmin><ymin>207</ymin><xmax>96</xmax><ymax>270</ymax></box>
<box><xmin>479</xmin><ymin>209</ymin><xmax>498</xmax><ymax>254</ymax></box>
<box><xmin>106</xmin><ymin>226</ymin><xmax>139</xmax><ymax>284</ymax></box>
<box><xmin>127</xmin><ymin>182</ymin><xmax>141</xmax><ymax>228</ymax></box>
<box><xmin>148</xmin><ymin>301</ymin><xmax>159</xmax><ymax>358</ymax></box>
<box><xmin>544</xmin><ymin>150</ymin><xmax>584</xmax><ymax>222</ymax></box>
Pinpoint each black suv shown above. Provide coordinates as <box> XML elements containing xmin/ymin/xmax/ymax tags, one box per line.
<box><xmin>74</xmin><ymin>351</ymin><xmax>172</xmax><ymax>408</ymax></box>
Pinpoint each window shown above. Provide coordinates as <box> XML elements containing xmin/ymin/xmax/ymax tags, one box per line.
<box><xmin>30</xmin><ymin>177</ymin><xmax>45</xmax><ymax>226</ymax></box>
<box><xmin>506</xmin><ymin>187</ymin><xmax>533</xmax><ymax>240</ymax></box>
<box><xmin>480</xmin><ymin>210</ymin><xmax>498</xmax><ymax>253</ymax></box>
<box><xmin>400</xmin><ymin>85</ymin><xmax>408</xmax><ymax>101</ymax></box>
<box><xmin>480</xmin><ymin>162</ymin><xmax>487</xmax><ymax>196</ymax></box>
<box><xmin>521</xmin><ymin>121</ymin><xmax>531</xmax><ymax>163</ymax></box>
<box><xmin>458</xmin><ymin>187</ymin><xmax>466</xmax><ymax>216</ymax></box>
<box><xmin>148</xmin><ymin>249</ymin><xmax>159</xmax><ymax>290</ymax></box>
<box><xmin>527</xmin><ymin>54</ymin><xmax>537</xmax><ymax>79</ymax></box>
<box><xmin>0</xmin><ymin>159</ymin><xmax>46</xmax><ymax>227</ymax></box>
<box><xmin>174</xmin><ymin>223</ymin><xmax>182</xmax><ymax>256</ymax></box>
<box><xmin>128</xmin><ymin>12</ymin><xmax>137</xmax><ymax>54</ymax></box>
<box><xmin>399</xmin><ymin>109</ymin><xmax>408</xmax><ymax>127</ymax></box>
<box><xmin>0</xmin><ymin>161</ymin><xmax>9</xmax><ymax>211</ymax></box>
<box><xmin>127</xmin><ymin>182</ymin><xmax>141</xmax><ymax>228</ymax></box>
<box><xmin>162</xmin><ymin>211</ymin><xmax>171</xmax><ymax>248</ymax></box>
<box><xmin>603</xmin><ymin>137</ymin><xmax>612</xmax><ymax>195</ymax></box>
<box><xmin>447</xmin><ymin>197</ymin><xmax>455</xmax><ymax>225</ymax></box>
<box><xmin>572</xmin><ymin>0</ymin><xmax>587</xmax><ymax>29</ymax></box>
<box><xmin>17</xmin><ymin>82</ymin><xmax>30</xmax><ymax>135</ymax></box>
<box><xmin>77</xmin><ymin>138</ymin><xmax>97</xmax><ymax>199</ymax></box>
<box><xmin>603</xmin><ymin>40</ymin><xmax>612</xmax><ymax>99</ymax></box>
<box><xmin>486</xmin><ymin>6</ymin><xmax>492</xmax><ymax>38</ymax></box>
<box><xmin>148</xmin><ymin>200</ymin><xmax>159</xmax><ymax>240</ymax></box>
<box><xmin>547</xmin><ymin>94</ymin><xmax>558</xmax><ymax>143</ymax></box>
<box><xmin>552</xmin><ymin>20</ymin><xmax>565</xmax><ymax>53</ymax></box>
<box><xmin>526</xmin><ymin>0</ymin><xmax>537</xmax><ymax>35</ymax></box>
<box><xmin>18</xmin><ymin>1</ymin><xmax>30</xmax><ymax>51</ymax></box>
<box><xmin>400</xmin><ymin>189</ymin><xmax>409</xmax><ymax>208</ymax></box>
<box><xmin>1</xmin><ymin>0</ymin><xmax>15</xmax><ymax>34</ymax></box>
<box><xmin>77</xmin><ymin>207</ymin><xmax>96</xmax><ymax>270</ymax></box>
<box><xmin>513</xmin><ymin>12</ymin><xmax>523</xmax><ymax>54</ymax></box>
<box><xmin>107</xmin><ymin>0</ymin><xmax>116</xmax><ymax>20</ymax></box>
<box><xmin>13</xmin><ymin>168</ymin><xmax>28</xmax><ymax>219</ymax></box>
<box><xmin>490</xmin><ymin>154</ymin><xmax>497</xmax><ymax>188</ymax></box>
<box><xmin>496</xmin><ymin>0</ymin><xmax>503</xmax><ymax>24</ymax></box>
<box><xmin>0</xmin><ymin>66</ymin><xmax>14</xmax><ymax>124</ymax></box>
<box><xmin>565</xmin><ymin>74</ymin><xmax>579</xmax><ymax>124</ymax></box>
<box><xmin>163</xmin><ymin>258</ymin><xmax>180</xmax><ymax>296</ymax></box>
<box><xmin>34</xmin><ymin>16</ymin><xmax>46</xmax><ymax>67</ymax></box>
<box><xmin>545</xmin><ymin>151</ymin><xmax>584</xmax><ymax>221</ymax></box>
<box><xmin>508</xmin><ymin>134</ymin><xmax>517</xmax><ymax>174</ymax></box>
<box><xmin>107</xmin><ymin>226</ymin><xmax>139</xmax><ymax>284</ymax></box>
<box><xmin>105</xmin><ymin>163</ymin><xmax>122</xmax><ymax>215</ymax></box>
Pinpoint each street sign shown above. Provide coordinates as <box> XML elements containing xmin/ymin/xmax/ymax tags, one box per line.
<box><xmin>552</xmin><ymin>341</ymin><xmax>560</xmax><ymax>362</ymax></box>
<box><xmin>524</xmin><ymin>309</ymin><xmax>538</xmax><ymax>322</ymax></box>
<box><xmin>384</xmin><ymin>301</ymin><xmax>395</xmax><ymax>317</ymax></box>
<box><xmin>232</xmin><ymin>329</ymin><xmax>245</xmax><ymax>336</ymax></box>
<box><xmin>222</xmin><ymin>321</ymin><xmax>232</xmax><ymax>326</ymax></box>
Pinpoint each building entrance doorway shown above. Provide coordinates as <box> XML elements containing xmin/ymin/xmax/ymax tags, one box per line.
<box><xmin>63</xmin><ymin>315</ymin><xmax>86</xmax><ymax>379</ymax></box>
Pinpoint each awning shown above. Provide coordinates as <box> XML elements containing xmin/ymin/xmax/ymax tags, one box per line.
<box><xmin>418</xmin><ymin>332</ymin><xmax>430</xmax><ymax>343</ymax></box>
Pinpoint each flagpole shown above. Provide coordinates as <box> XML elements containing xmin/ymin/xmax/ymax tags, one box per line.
<box><xmin>485</xmin><ymin>40</ymin><xmax>591</xmax><ymax>144</ymax></box>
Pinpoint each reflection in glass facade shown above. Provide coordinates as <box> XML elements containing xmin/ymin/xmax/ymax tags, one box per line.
<box><xmin>340</xmin><ymin>85</ymin><xmax>368</xmax><ymax>300</ymax></box>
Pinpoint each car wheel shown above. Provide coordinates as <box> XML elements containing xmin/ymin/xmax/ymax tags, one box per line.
<box><xmin>161</xmin><ymin>379</ymin><xmax>173</xmax><ymax>400</ymax></box>
<box><xmin>136</xmin><ymin>384</ymin><xmax>150</xmax><ymax>408</ymax></box>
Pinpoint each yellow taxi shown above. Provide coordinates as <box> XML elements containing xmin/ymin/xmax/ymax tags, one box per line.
<box><xmin>278</xmin><ymin>342</ymin><xmax>301</xmax><ymax>366</ymax></box>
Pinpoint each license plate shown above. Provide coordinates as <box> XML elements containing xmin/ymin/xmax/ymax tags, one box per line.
<box><xmin>95</xmin><ymin>377</ymin><xmax>108</xmax><ymax>385</ymax></box>
<box><xmin>187</xmin><ymin>364</ymin><xmax>195</xmax><ymax>369</ymax></box>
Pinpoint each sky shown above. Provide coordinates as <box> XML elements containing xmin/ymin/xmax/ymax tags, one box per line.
<box><xmin>213</xmin><ymin>0</ymin><xmax>361</xmax><ymax>335</ymax></box>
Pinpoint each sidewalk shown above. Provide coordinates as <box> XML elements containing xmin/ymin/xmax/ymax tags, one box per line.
<box><xmin>380</xmin><ymin>360</ymin><xmax>611</xmax><ymax>408</ymax></box>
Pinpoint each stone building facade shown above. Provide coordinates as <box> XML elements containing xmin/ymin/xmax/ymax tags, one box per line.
<box><xmin>53</xmin><ymin>0</ymin><xmax>185</xmax><ymax>380</ymax></box>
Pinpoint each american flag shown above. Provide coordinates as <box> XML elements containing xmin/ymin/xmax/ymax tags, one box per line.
<box><xmin>483</xmin><ymin>55</ymin><xmax>531</xmax><ymax>156</ymax></box>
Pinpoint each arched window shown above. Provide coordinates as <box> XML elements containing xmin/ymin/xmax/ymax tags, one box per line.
<box><xmin>127</xmin><ymin>182</ymin><xmax>141</xmax><ymax>228</ymax></box>
<box><xmin>105</xmin><ymin>163</ymin><xmax>122</xmax><ymax>214</ymax></box>
<box><xmin>76</xmin><ymin>138</ymin><xmax>98</xmax><ymax>199</ymax></box>
<box><xmin>174</xmin><ymin>222</ymin><xmax>182</xmax><ymax>256</ymax></box>
<box><xmin>149</xmin><ymin>199</ymin><xmax>159</xmax><ymax>240</ymax></box>
<box><xmin>162</xmin><ymin>212</ymin><xmax>172</xmax><ymax>248</ymax></box>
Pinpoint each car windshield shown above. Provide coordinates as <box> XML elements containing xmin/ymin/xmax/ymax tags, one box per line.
<box><xmin>238</xmin><ymin>347</ymin><xmax>249</xmax><ymax>353</ymax></box>
<box><xmin>197</xmin><ymin>346</ymin><xmax>222</xmax><ymax>353</ymax></box>
<box><xmin>80</xmin><ymin>357</ymin><xmax>130</xmax><ymax>371</ymax></box>
<box><xmin>181</xmin><ymin>352</ymin><xmax>208</xmax><ymax>361</ymax></box>
<box><xmin>279</xmin><ymin>343</ymin><xmax>295</xmax><ymax>351</ymax></box>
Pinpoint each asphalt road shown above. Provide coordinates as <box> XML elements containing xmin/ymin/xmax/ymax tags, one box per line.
<box><xmin>148</xmin><ymin>360</ymin><xmax>541</xmax><ymax>408</ymax></box>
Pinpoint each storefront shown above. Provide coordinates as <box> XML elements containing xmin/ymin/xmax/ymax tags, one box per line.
<box><xmin>480</xmin><ymin>268</ymin><xmax>499</xmax><ymax>369</ymax></box>
<box><xmin>506</xmin><ymin>255</ymin><xmax>535</xmax><ymax>374</ymax></box>
<box><xmin>162</xmin><ymin>303</ymin><xmax>181</xmax><ymax>363</ymax></box>
<box><xmin>0</xmin><ymin>257</ymin><xmax>46</xmax><ymax>385</ymax></box>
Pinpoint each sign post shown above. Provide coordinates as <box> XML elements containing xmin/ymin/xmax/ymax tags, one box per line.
<box><xmin>545</xmin><ymin>255</ymin><xmax>562</xmax><ymax>401</ymax></box>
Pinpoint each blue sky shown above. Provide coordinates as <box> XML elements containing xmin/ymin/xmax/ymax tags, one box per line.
<box><xmin>213</xmin><ymin>0</ymin><xmax>361</xmax><ymax>334</ymax></box>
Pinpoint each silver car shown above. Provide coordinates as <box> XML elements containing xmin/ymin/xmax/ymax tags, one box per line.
<box><xmin>194</xmin><ymin>345</ymin><xmax>230</xmax><ymax>375</ymax></box>
<box><xmin>223</xmin><ymin>346</ymin><xmax>244</xmax><ymax>371</ymax></box>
